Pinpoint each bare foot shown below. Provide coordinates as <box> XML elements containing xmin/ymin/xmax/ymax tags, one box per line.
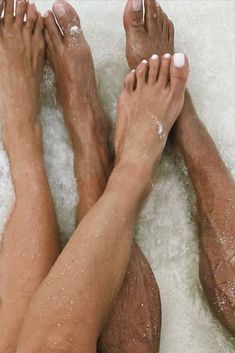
<box><xmin>44</xmin><ymin>0</ymin><xmax>112</xmax><ymax>216</ymax></box>
<box><xmin>0</xmin><ymin>0</ymin><xmax>45</xmax><ymax>140</ymax></box>
<box><xmin>115</xmin><ymin>54</ymin><xmax>189</xmax><ymax>192</ymax></box>
<box><xmin>124</xmin><ymin>0</ymin><xmax>174</xmax><ymax>68</ymax></box>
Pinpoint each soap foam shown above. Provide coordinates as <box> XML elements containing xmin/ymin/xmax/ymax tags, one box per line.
<box><xmin>0</xmin><ymin>1</ymin><xmax>234</xmax><ymax>352</ymax></box>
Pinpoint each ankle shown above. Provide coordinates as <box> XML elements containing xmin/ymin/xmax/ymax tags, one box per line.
<box><xmin>172</xmin><ymin>90</ymin><xmax>199</xmax><ymax>149</ymax></box>
<box><xmin>3</xmin><ymin>120</ymin><xmax>43</xmax><ymax>156</ymax></box>
<box><xmin>106</xmin><ymin>161</ymin><xmax>155</xmax><ymax>204</ymax></box>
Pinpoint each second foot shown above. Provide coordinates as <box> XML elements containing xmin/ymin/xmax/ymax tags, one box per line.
<box><xmin>124</xmin><ymin>0</ymin><xmax>174</xmax><ymax>68</ymax></box>
<box><xmin>44</xmin><ymin>0</ymin><xmax>111</xmax><ymax>141</ymax></box>
<box><xmin>44</xmin><ymin>0</ymin><xmax>113</xmax><ymax>213</ymax></box>
<box><xmin>114</xmin><ymin>53</ymin><xmax>189</xmax><ymax>194</ymax></box>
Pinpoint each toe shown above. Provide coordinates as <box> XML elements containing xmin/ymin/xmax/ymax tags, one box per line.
<box><xmin>52</xmin><ymin>0</ymin><xmax>82</xmax><ymax>41</ymax></box>
<box><xmin>34</xmin><ymin>14</ymin><xmax>45</xmax><ymax>52</ymax></box>
<box><xmin>34</xmin><ymin>13</ymin><xmax>44</xmax><ymax>37</ymax></box>
<box><xmin>124</xmin><ymin>70</ymin><xmax>136</xmax><ymax>92</ymax></box>
<box><xmin>0</xmin><ymin>0</ymin><xmax>3</xmax><ymax>16</ymax></box>
<box><xmin>157</xmin><ymin>53</ymin><xmax>171</xmax><ymax>87</ymax></box>
<box><xmin>25</xmin><ymin>1</ymin><xmax>38</xmax><ymax>32</ymax></box>
<box><xmin>148</xmin><ymin>54</ymin><xmax>160</xmax><ymax>85</ymax></box>
<box><xmin>123</xmin><ymin>0</ymin><xmax>144</xmax><ymax>31</ymax></box>
<box><xmin>170</xmin><ymin>53</ymin><xmax>189</xmax><ymax>93</ymax></box>
<box><xmin>144</xmin><ymin>0</ymin><xmax>157</xmax><ymax>34</ymax></box>
<box><xmin>136</xmin><ymin>59</ymin><xmax>148</xmax><ymax>87</ymax></box>
<box><xmin>156</xmin><ymin>2</ymin><xmax>163</xmax><ymax>33</ymax></box>
<box><xmin>44</xmin><ymin>10</ymin><xmax>63</xmax><ymax>46</ymax></box>
<box><xmin>168</xmin><ymin>20</ymin><xmax>175</xmax><ymax>50</ymax></box>
<box><xmin>162</xmin><ymin>12</ymin><xmax>168</xmax><ymax>38</ymax></box>
<box><xmin>45</xmin><ymin>29</ymin><xmax>54</xmax><ymax>52</ymax></box>
<box><xmin>4</xmin><ymin>0</ymin><xmax>14</xmax><ymax>26</ymax></box>
<box><xmin>15</xmin><ymin>0</ymin><xmax>27</xmax><ymax>26</ymax></box>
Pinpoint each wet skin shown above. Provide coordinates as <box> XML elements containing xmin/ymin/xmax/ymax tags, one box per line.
<box><xmin>123</xmin><ymin>0</ymin><xmax>235</xmax><ymax>336</ymax></box>
<box><xmin>15</xmin><ymin>2</ymin><xmax>189</xmax><ymax>352</ymax></box>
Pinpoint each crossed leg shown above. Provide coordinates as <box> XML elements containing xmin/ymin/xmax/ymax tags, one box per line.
<box><xmin>16</xmin><ymin>15</ymin><xmax>189</xmax><ymax>353</ymax></box>
<box><xmin>0</xmin><ymin>1</ymin><xmax>60</xmax><ymax>352</ymax></box>
<box><xmin>123</xmin><ymin>0</ymin><xmax>235</xmax><ymax>335</ymax></box>
<box><xmin>44</xmin><ymin>1</ymin><xmax>161</xmax><ymax>352</ymax></box>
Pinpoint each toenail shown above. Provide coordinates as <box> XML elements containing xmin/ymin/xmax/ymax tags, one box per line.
<box><xmin>131</xmin><ymin>69</ymin><xmax>136</xmax><ymax>72</ymax></box>
<box><xmin>29</xmin><ymin>0</ymin><xmax>34</xmax><ymax>4</ymax></box>
<box><xmin>163</xmin><ymin>53</ymin><xmax>171</xmax><ymax>59</ymax></box>
<box><xmin>141</xmin><ymin>59</ymin><xmax>148</xmax><ymax>64</ymax></box>
<box><xmin>44</xmin><ymin>11</ymin><xmax>49</xmax><ymax>18</ymax></box>
<box><xmin>132</xmin><ymin>0</ymin><xmax>142</xmax><ymax>11</ymax></box>
<box><xmin>173</xmin><ymin>53</ymin><xmax>185</xmax><ymax>68</ymax></box>
<box><xmin>151</xmin><ymin>54</ymin><xmax>159</xmax><ymax>60</ymax></box>
<box><xmin>53</xmin><ymin>3</ymin><xmax>66</xmax><ymax>17</ymax></box>
<box><xmin>155</xmin><ymin>0</ymin><xmax>161</xmax><ymax>7</ymax></box>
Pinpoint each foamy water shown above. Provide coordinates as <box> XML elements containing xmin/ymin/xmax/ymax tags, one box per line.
<box><xmin>0</xmin><ymin>1</ymin><xmax>235</xmax><ymax>352</ymax></box>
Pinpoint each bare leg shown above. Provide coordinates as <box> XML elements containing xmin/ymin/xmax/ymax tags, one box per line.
<box><xmin>44</xmin><ymin>1</ymin><xmax>161</xmax><ymax>351</ymax></box>
<box><xmin>16</xmin><ymin>44</ymin><xmax>189</xmax><ymax>352</ymax></box>
<box><xmin>172</xmin><ymin>92</ymin><xmax>235</xmax><ymax>335</ymax></box>
<box><xmin>0</xmin><ymin>1</ymin><xmax>60</xmax><ymax>352</ymax></box>
<box><xmin>124</xmin><ymin>0</ymin><xmax>235</xmax><ymax>336</ymax></box>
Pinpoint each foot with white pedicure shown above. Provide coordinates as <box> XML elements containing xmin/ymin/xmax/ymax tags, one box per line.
<box><xmin>124</xmin><ymin>0</ymin><xmax>174</xmax><ymax>69</ymax></box>
<box><xmin>0</xmin><ymin>0</ymin><xmax>45</xmax><ymax>131</ymax></box>
<box><xmin>115</xmin><ymin>53</ymin><xmax>189</xmax><ymax>191</ymax></box>
<box><xmin>44</xmin><ymin>0</ymin><xmax>112</xmax><ymax>187</ymax></box>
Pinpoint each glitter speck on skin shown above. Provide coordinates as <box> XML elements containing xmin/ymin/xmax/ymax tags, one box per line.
<box><xmin>69</xmin><ymin>25</ymin><xmax>82</xmax><ymax>35</ymax></box>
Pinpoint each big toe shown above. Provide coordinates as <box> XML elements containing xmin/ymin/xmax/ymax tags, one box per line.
<box><xmin>123</xmin><ymin>0</ymin><xmax>144</xmax><ymax>31</ymax></box>
<box><xmin>170</xmin><ymin>53</ymin><xmax>189</xmax><ymax>93</ymax></box>
<box><xmin>52</xmin><ymin>0</ymin><xmax>82</xmax><ymax>39</ymax></box>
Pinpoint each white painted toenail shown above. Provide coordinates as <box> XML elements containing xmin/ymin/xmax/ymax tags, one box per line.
<box><xmin>131</xmin><ymin>69</ymin><xmax>136</xmax><ymax>72</ymax></box>
<box><xmin>132</xmin><ymin>0</ymin><xmax>142</xmax><ymax>11</ymax></box>
<box><xmin>151</xmin><ymin>54</ymin><xmax>159</xmax><ymax>60</ymax></box>
<box><xmin>142</xmin><ymin>59</ymin><xmax>148</xmax><ymax>64</ymax></box>
<box><xmin>44</xmin><ymin>11</ymin><xmax>49</xmax><ymax>18</ymax></box>
<box><xmin>164</xmin><ymin>53</ymin><xmax>171</xmax><ymax>59</ymax></box>
<box><xmin>53</xmin><ymin>3</ymin><xmax>66</xmax><ymax>17</ymax></box>
<box><xmin>173</xmin><ymin>53</ymin><xmax>185</xmax><ymax>68</ymax></box>
<box><xmin>155</xmin><ymin>0</ymin><xmax>161</xmax><ymax>7</ymax></box>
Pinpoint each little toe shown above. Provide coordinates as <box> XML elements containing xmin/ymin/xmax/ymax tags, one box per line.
<box><xmin>52</xmin><ymin>0</ymin><xmax>82</xmax><ymax>41</ymax></box>
<box><xmin>124</xmin><ymin>70</ymin><xmax>137</xmax><ymax>92</ymax></box>
<box><xmin>156</xmin><ymin>2</ymin><xmax>163</xmax><ymax>33</ymax></box>
<box><xmin>168</xmin><ymin>20</ymin><xmax>175</xmax><ymax>50</ymax></box>
<box><xmin>148</xmin><ymin>54</ymin><xmax>160</xmax><ymax>85</ymax></box>
<box><xmin>170</xmin><ymin>53</ymin><xmax>189</xmax><ymax>93</ymax></box>
<box><xmin>144</xmin><ymin>0</ymin><xmax>157</xmax><ymax>34</ymax></box>
<box><xmin>157</xmin><ymin>53</ymin><xmax>171</xmax><ymax>87</ymax></box>
<box><xmin>44</xmin><ymin>10</ymin><xmax>63</xmax><ymax>46</ymax></box>
<box><xmin>25</xmin><ymin>1</ymin><xmax>38</xmax><ymax>32</ymax></box>
<box><xmin>45</xmin><ymin>29</ymin><xmax>54</xmax><ymax>52</ymax></box>
<box><xmin>34</xmin><ymin>13</ymin><xmax>44</xmax><ymax>37</ymax></box>
<box><xmin>123</xmin><ymin>0</ymin><xmax>144</xmax><ymax>31</ymax></box>
<box><xmin>136</xmin><ymin>59</ymin><xmax>149</xmax><ymax>87</ymax></box>
<box><xmin>15</xmin><ymin>0</ymin><xmax>27</xmax><ymax>26</ymax></box>
<box><xmin>4</xmin><ymin>0</ymin><xmax>14</xmax><ymax>27</ymax></box>
<box><xmin>34</xmin><ymin>14</ymin><xmax>45</xmax><ymax>54</ymax></box>
<box><xmin>162</xmin><ymin>12</ymin><xmax>169</xmax><ymax>39</ymax></box>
